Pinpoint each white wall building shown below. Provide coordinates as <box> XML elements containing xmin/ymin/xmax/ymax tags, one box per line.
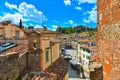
<box><xmin>77</xmin><ymin>38</ymin><xmax>96</xmax><ymax>78</ymax></box>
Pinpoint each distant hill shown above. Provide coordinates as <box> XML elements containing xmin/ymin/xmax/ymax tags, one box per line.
<box><xmin>56</xmin><ymin>25</ymin><xmax>96</xmax><ymax>37</ymax></box>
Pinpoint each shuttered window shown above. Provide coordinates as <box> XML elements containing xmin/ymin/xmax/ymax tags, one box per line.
<box><xmin>46</xmin><ymin>51</ymin><xmax>49</xmax><ymax>62</ymax></box>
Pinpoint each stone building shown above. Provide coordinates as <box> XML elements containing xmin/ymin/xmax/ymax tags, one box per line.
<box><xmin>97</xmin><ymin>0</ymin><xmax>120</xmax><ymax>80</ymax></box>
<box><xmin>0</xmin><ymin>20</ymin><xmax>26</xmax><ymax>39</ymax></box>
<box><xmin>89</xmin><ymin>47</ymin><xmax>102</xmax><ymax>80</ymax></box>
<box><xmin>24</xmin><ymin>30</ymin><xmax>69</xmax><ymax>80</ymax></box>
<box><xmin>0</xmin><ymin>43</ymin><xmax>28</xmax><ymax>80</ymax></box>
<box><xmin>0</xmin><ymin>24</ymin><xmax>69</xmax><ymax>80</ymax></box>
<box><xmin>59</xmin><ymin>35</ymin><xmax>72</xmax><ymax>49</ymax></box>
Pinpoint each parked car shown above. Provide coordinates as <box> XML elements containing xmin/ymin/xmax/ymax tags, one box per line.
<box><xmin>63</xmin><ymin>53</ymin><xmax>72</xmax><ymax>61</ymax></box>
<box><xmin>70</xmin><ymin>60</ymin><xmax>80</xmax><ymax>71</ymax></box>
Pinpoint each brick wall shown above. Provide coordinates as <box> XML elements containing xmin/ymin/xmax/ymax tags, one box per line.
<box><xmin>97</xmin><ymin>0</ymin><xmax>120</xmax><ymax>80</ymax></box>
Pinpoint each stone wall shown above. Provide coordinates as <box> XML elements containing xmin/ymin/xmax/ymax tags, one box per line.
<box><xmin>0</xmin><ymin>53</ymin><xmax>19</xmax><ymax>80</ymax></box>
<box><xmin>97</xmin><ymin>0</ymin><xmax>120</xmax><ymax>80</ymax></box>
<box><xmin>19</xmin><ymin>52</ymin><xmax>27</xmax><ymax>75</ymax></box>
<box><xmin>27</xmin><ymin>51</ymin><xmax>41</xmax><ymax>71</ymax></box>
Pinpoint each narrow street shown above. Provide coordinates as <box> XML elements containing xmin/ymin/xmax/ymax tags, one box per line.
<box><xmin>66</xmin><ymin>49</ymin><xmax>89</xmax><ymax>80</ymax></box>
<box><xmin>68</xmin><ymin>65</ymin><xmax>81</xmax><ymax>80</ymax></box>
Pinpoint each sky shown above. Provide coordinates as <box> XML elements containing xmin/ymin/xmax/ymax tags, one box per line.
<box><xmin>0</xmin><ymin>0</ymin><xmax>97</xmax><ymax>31</ymax></box>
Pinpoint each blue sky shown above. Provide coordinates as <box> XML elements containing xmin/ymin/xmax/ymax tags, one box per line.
<box><xmin>0</xmin><ymin>0</ymin><xmax>97</xmax><ymax>30</ymax></box>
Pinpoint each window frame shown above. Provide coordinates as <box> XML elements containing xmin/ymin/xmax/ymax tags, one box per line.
<box><xmin>45</xmin><ymin>51</ymin><xmax>49</xmax><ymax>62</ymax></box>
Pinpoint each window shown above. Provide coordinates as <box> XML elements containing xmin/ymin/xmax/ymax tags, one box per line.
<box><xmin>46</xmin><ymin>51</ymin><xmax>49</xmax><ymax>62</ymax></box>
<box><xmin>86</xmin><ymin>55</ymin><xmax>90</xmax><ymax>59</ymax></box>
<box><xmin>91</xmin><ymin>42</ymin><xmax>96</xmax><ymax>46</ymax></box>
<box><xmin>86</xmin><ymin>49</ymin><xmax>90</xmax><ymax>53</ymax></box>
<box><xmin>33</xmin><ymin>43</ymin><xmax>37</xmax><ymax>48</ymax></box>
<box><xmin>83</xmin><ymin>48</ymin><xmax>86</xmax><ymax>52</ymax></box>
<box><xmin>15</xmin><ymin>31</ymin><xmax>20</xmax><ymax>38</ymax></box>
<box><xmin>83</xmin><ymin>54</ymin><xmax>85</xmax><ymax>58</ymax></box>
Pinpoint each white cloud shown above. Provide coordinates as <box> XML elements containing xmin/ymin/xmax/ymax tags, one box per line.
<box><xmin>83</xmin><ymin>6</ymin><xmax>97</xmax><ymax>23</ymax></box>
<box><xmin>76</xmin><ymin>0</ymin><xmax>96</xmax><ymax>5</ymax></box>
<box><xmin>28</xmin><ymin>23</ymin><xmax>42</xmax><ymax>28</ymax></box>
<box><xmin>34</xmin><ymin>24</ymin><xmax>42</xmax><ymax>28</ymax></box>
<box><xmin>48</xmin><ymin>28</ymin><xmax>56</xmax><ymax>31</ymax></box>
<box><xmin>23</xmin><ymin>23</ymin><xmax>27</xmax><ymax>27</ymax></box>
<box><xmin>63</xmin><ymin>0</ymin><xmax>71</xmax><ymax>5</ymax></box>
<box><xmin>52</xmin><ymin>25</ymin><xmax>58</xmax><ymax>29</ymax></box>
<box><xmin>18</xmin><ymin>2</ymin><xmax>46</xmax><ymax>23</ymax></box>
<box><xmin>75</xmin><ymin>6</ymin><xmax>82</xmax><ymax>10</ymax></box>
<box><xmin>83</xmin><ymin>19</ymin><xmax>90</xmax><ymax>23</ymax></box>
<box><xmin>51</xmin><ymin>25</ymin><xmax>58</xmax><ymax>31</ymax></box>
<box><xmin>69</xmin><ymin>20</ymin><xmax>74</xmax><ymax>25</ymax></box>
<box><xmin>0</xmin><ymin>2</ymin><xmax>47</xmax><ymax>24</ymax></box>
<box><xmin>29</xmin><ymin>23</ymin><xmax>34</xmax><ymax>26</ymax></box>
<box><xmin>0</xmin><ymin>13</ymin><xmax>22</xmax><ymax>24</ymax></box>
<box><xmin>5</xmin><ymin>2</ymin><xmax>17</xmax><ymax>9</ymax></box>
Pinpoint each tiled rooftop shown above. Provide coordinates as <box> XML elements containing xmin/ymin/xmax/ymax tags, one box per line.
<box><xmin>24</xmin><ymin>57</ymin><xmax>69</xmax><ymax>80</ymax></box>
<box><xmin>0</xmin><ymin>44</ymin><xmax>28</xmax><ymax>57</ymax></box>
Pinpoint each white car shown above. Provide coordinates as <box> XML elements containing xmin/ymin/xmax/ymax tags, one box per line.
<box><xmin>70</xmin><ymin>60</ymin><xmax>80</xmax><ymax>70</ymax></box>
<box><xmin>63</xmin><ymin>53</ymin><xmax>72</xmax><ymax>61</ymax></box>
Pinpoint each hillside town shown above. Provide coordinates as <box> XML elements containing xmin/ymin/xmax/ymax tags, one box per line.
<box><xmin>0</xmin><ymin>0</ymin><xmax>120</xmax><ymax>80</ymax></box>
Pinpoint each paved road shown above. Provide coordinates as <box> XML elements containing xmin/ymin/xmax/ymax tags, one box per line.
<box><xmin>66</xmin><ymin>49</ymin><xmax>89</xmax><ymax>80</ymax></box>
<box><xmin>68</xmin><ymin>65</ymin><xmax>87</xmax><ymax>80</ymax></box>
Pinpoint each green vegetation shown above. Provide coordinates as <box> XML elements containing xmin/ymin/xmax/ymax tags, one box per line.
<box><xmin>56</xmin><ymin>25</ymin><xmax>96</xmax><ymax>37</ymax></box>
<box><xmin>56</xmin><ymin>25</ymin><xmax>96</xmax><ymax>34</ymax></box>
<box><xmin>28</xmin><ymin>26</ymin><xmax>34</xmax><ymax>29</ymax></box>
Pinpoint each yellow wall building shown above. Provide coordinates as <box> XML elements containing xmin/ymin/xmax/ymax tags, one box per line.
<box><xmin>26</xmin><ymin>30</ymin><xmax>69</xmax><ymax>80</ymax></box>
<box><xmin>0</xmin><ymin>21</ymin><xmax>26</xmax><ymax>39</ymax></box>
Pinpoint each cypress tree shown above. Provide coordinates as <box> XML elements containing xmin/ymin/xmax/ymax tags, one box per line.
<box><xmin>19</xmin><ymin>19</ymin><xmax>22</xmax><ymax>28</ymax></box>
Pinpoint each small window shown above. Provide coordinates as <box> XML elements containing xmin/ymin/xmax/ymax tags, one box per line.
<box><xmin>83</xmin><ymin>54</ymin><xmax>85</xmax><ymax>58</ymax></box>
<box><xmin>33</xmin><ymin>43</ymin><xmax>37</xmax><ymax>48</ymax></box>
<box><xmin>86</xmin><ymin>55</ymin><xmax>90</xmax><ymax>59</ymax></box>
<box><xmin>86</xmin><ymin>49</ymin><xmax>90</xmax><ymax>53</ymax></box>
<box><xmin>46</xmin><ymin>51</ymin><xmax>49</xmax><ymax>62</ymax></box>
<box><xmin>15</xmin><ymin>31</ymin><xmax>20</xmax><ymax>38</ymax></box>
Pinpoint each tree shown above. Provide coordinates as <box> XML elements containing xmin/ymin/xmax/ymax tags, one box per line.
<box><xmin>56</xmin><ymin>25</ymin><xmax>96</xmax><ymax>34</ymax></box>
<box><xmin>28</xmin><ymin>26</ymin><xmax>34</xmax><ymax>29</ymax></box>
<box><xmin>19</xmin><ymin>19</ymin><xmax>22</xmax><ymax>28</ymax></box>
<box><xmin>43</xmin><ymin>26</ymin><xmax>47</xmax><ymax>31</ymax></box>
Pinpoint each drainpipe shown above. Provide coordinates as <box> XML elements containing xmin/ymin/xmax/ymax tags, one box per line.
<box><xmin>51</xmin><ymin>45</ymin><xmax>52</xmax><ymax>63</ymax></box>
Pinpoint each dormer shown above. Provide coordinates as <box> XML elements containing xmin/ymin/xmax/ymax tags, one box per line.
<box><xmin>27</xmin><ymin>30</ymin><xmax>42</xmax><ymax>50</ymax></box>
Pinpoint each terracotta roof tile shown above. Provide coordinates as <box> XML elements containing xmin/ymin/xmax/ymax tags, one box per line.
<box><xmin>44</xmin><ymin>57</ymin><xmax>69</xmax><ymax>80</ymax></box>
<box><xmin>2</xmin><ymin>44</ymin><xmax>28</xmax><ymax>54</ymax></box>
<box><xmin>24</xmin><ymin>57</ymin><xmax>69</xmax><ymax>80</ymax></box>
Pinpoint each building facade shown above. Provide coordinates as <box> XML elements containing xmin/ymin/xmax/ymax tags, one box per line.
<box><xmin>97</xmin><ymin>0</ymin><xmax>120</xmax><ymax>80</ymax></box>
<box><xmin>0</xmin><ymin>26</ymin><xmax>69</xmax><ymax>80</ymax></box>
<box><xmin>60</xmin><ymin>35</ymin><xmax>72</xmax><ymax>49</ymax></box>
<box><xmin>0</xmin><ymin>21</ymin><xmax>26</xmax><ymax>39</ymax></box>
<box><xmin>25</xmin><ymin>30</ymin><xmax>69</xmax><ymax>80</ymax></box>
<box><xmin>77</xmin><ymin>38</ymin><xmax>96</xmax><ymax>78</ymax></box>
